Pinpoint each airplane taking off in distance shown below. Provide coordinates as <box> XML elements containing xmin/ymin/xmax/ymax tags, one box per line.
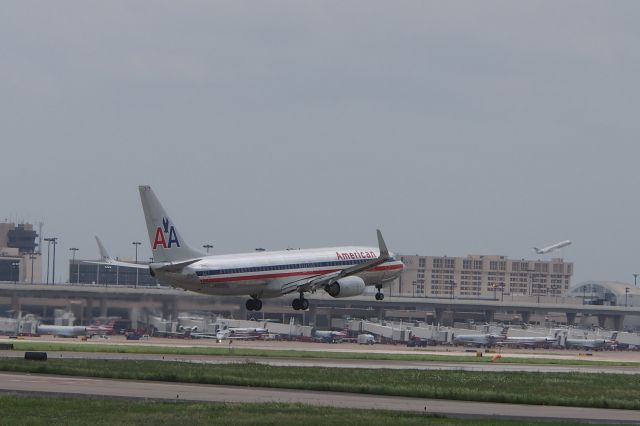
<box><xmin>533</xmin><ymin>240</ymin><xmax>572</xmax><ymax>255</ymax></box>
<box><xmin>138</xmin><ymin>186</ymin><xmax>404</xmax><ymax>311</ymax></box>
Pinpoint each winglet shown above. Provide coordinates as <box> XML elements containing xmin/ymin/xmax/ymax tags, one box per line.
<box><xmin>95</xmin><ymin>236</ymin><xmax>111</xmax><ymax>262</ymax></box>
<box><xmin>377</xmin><ymin>229</ymin><xmax>389</xmax><ymax>259</ymax></box>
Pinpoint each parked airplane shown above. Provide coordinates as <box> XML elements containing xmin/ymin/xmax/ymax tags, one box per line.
<box><xmin>215</xmin><ymin>327</ymin><xmax>268</xmax><ymax>341</ymax></box>
<box><xmin>564</xmin><ymin>332</ymin><xmax>618</xmax><ymax>350</ymax></box>
<box><xmin>314</xmin><ymin>329</ymin><xmax>347</xmax><ymax>343</ymax></box>
<box><xmin>37</xmin><ymin>325</ymin><xmax>87</xmax><ymax>338</ymax></box>
<box><xmin>453</xmin><ymin>333</ymin><xmax>498</xmax><ymax>348</ymax></box>
<box><xmin>533</xmin><ymin>240</ymin><xmax>572</xmax><ymax>255</ymax></box>
<box><xmin>86</xmin><ymin>319</ymin><xmax>116</xmax><ymax>336</ymax></box>
<box><xmin>138</xmin><ymin>186</ymin><xmax>404</xmax><ymax>311</ymax></box>
<box><xmin>163</xmin><ymin>326</ymin><xmax>202</xmax><ymax>339</ymax></box>
<box><xmin>453</xmin><ymin>327</ymin><xmax>508</xmax><ymax>348</ymax></box>
<box><xmin>500</xmin><ymin>329</ymin><xmax>561</xmax><ymax>349</ymax></box>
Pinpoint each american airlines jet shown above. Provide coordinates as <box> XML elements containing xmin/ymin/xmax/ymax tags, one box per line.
<box><xmin>138</xmin><ymin>186</ymin><xmax>404</xmax><ymax>311</ymax></box>
<box><xmin>533</xmin><ymin>240</ymin><xmax>572</xmax><ymax>255</ymax></box>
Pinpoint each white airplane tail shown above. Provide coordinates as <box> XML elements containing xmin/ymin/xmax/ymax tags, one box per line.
<box><xmin>138</xmin><ymin>185</ymin><xmax>203</xmax><ymax>263</ymax></box>
<box><xmin>95</xmin><ymin>236</ymin><xmax>112</xmax><ymax>262</ymax></box>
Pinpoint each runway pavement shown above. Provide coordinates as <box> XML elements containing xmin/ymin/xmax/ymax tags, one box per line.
<box><xmin>6</xmin><ymin>336</ymin><xmax>640</xmax><ymax>363</ymax></box>
<box><xmin>0</xmin><ymin>372</ymin><xmax>638</xmax><ymax>424</ymax></box>
<box><xmin>1</xmin><ymin>350</ymin><xmax>639</xmax><ymax>374</ymax></box>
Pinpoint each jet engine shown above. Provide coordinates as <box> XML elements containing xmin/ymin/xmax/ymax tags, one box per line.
<box><xmin>325</xmin><ymin>276</ymin><xmax>366</xmax><ymax>298</ymax></box>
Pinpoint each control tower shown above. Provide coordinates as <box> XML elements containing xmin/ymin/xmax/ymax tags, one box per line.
<box><xmin>0</xmin><ymin>222</ymin><xmax>41</xmax><ymax>283</ymax></box>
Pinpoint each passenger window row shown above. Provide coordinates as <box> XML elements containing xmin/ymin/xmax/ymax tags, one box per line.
<box><xmin>196</xmin><ymin>257</ymin><xmax>393</xmax><ymax>277</ymax></box>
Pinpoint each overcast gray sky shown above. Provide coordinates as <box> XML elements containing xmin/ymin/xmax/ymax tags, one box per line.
<box><xmin>2</xmin><ymin>2</ymin><xmax>640</xmax><ymax>284</ymax></box>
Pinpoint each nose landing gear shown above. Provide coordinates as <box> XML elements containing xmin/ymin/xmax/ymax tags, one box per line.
<box><xmin>375</xmin><ymin>286</ymin><xmax>384</xmax><ymax>301</ymax></box>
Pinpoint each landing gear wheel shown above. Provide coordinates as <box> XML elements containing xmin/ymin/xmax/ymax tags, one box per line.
<box><xmin>292</xmin><ymin>298</ymin><xmax>302</xmax><ymax>310</ymax></box>
<box><xmin>375</xmin><ymin>287</ymin><xmax>384</xmax><ymax>301</ymax></box>
<box><xmin>292</xmin><ymin>294</ymin><xmax>309</xmax><ymax>311</ymax></box>
<box><xmin>246</xmin><ymin>298</ymin><xmax>263</xmax><ymax>311</ymax></box>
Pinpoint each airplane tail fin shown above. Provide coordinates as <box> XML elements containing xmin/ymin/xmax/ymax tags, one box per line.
<box><xmin>138</xmin><ymin>185</ymin><xmax>204</xmax><ymax>263</ymax></box>
<box><xmin>95</xmin><ymin>236</ymin><xmax>112</xmax><ymax>262</ymax></box>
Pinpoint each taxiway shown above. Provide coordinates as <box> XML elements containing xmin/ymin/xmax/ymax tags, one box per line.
<box><xmin>1</xmin><ymin>372</ymin><xmax>637</xmax><ymax>424</ymax></box>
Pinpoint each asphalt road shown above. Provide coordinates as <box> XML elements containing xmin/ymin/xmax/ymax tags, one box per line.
<box><xmin>2</xmin><ymin>350</ymin><xmax>639</xmax><ymax>374</ymax></box>
<box><xmin>1</xmin><ymin>372</ymin><xmax>638</xmax><ymax>424</ymax></box>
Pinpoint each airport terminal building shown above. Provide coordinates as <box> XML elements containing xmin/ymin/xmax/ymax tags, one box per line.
<box><xmin>567</xmin><ymin>281</ymin><xmax>639</xmax><ymax>307</ymax></box>
<box><xmin>390</xmin><ymin>254</ymin><xmax>573</xmax><ymax>300</ymax></box>
<box><xmin>69</xmin><ymin>260</ymin><xmax>158</xmax><ymax>287</ymax></box>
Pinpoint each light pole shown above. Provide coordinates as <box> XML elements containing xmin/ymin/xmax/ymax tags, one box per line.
<box><xmin>449</xmin><ymin>281</ymin><xmax>456</xmax><ymax>300</ymax></box>
<box><xmin>203</xmin><ymin>244</ymin><xmax>213</xmax><ymax>254</ymax></box>
<box><xmin>44</xmin><ymin>238</ymin><xmax>54</xmax><ymax>284</ymax></box>
<box><xmin>29</xmin><ymin>254</ymin><xmax>36</xmax><ymax>284</ymax></box>
<box><xmin>625</xmin><ymin>287</ymin><xmax>630</xmax><ymax>307</ymax></box>
<box><xmin>69</xmin><ymin>248</ymin><xmax>79</xmax><ymax>284</ymax></box>
<box><xmin>51</xmin><ymin>237</ymin><xmax>58</xmax><ymax>284</ymax></box>
<box><xmin>132</xmin><ymin>241</ymin><xmax>141</xmax><ymax>288</ymax></box>
<box><xmin>499</xmin><ymin>282</ymin><xmax>505</xmax><ymax>303</ymax></box>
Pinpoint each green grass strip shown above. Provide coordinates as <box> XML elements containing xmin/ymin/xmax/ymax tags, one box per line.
<box><xmin>0</xmin><ymin>395</ymin><xmax>600</xmax><ymax>426</ymax></box>
<box><xmin>1</xmin><ymin>359</ymin><xmax>638</xmax><ymax>410</ymax></box>
<box><xmin>8</xmin><ymin>341</ymin><xmax>638</xmax><ymax>366</ymax></box>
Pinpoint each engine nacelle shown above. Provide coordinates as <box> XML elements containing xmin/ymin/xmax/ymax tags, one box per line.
<box><xmin>325</xmin><ymin>276</ymin><xmax>366</xmax><ymax>298</ymax></box>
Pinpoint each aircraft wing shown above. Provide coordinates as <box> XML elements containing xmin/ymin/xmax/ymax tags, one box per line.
<box><xmin>152</xmin><ymin>258</ymin><xmax>202</xmax><ymax>273</ymax></box>
<box><xmin>91</xmin><ymin>236</ymin><xmax>202</xmax><ymax>272</ymax></box>
<box><xmin>82</xmin><ymin>260</ymin><xmax>149</xmax><ymax>270</ymax></box>
<box><xmin>83</xmin><ymin>259</ymin><xmax>149</xmax><ymax>270</ymax></box>
<box><xmin>189</xmin><ymin>333</ymin><xmax>219</xmax><ymax>339</ymax></box>
<box><xmin>279</xmin><ymin>229</ymin><xmax>390</xmax><ymax>295</ymax></box>
<box><xmin>90</xmin><ymin>236</ymin><xmax>149</xmax><ymax>269</ymax></box>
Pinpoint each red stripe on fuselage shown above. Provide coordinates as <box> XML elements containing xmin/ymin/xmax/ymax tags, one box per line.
<box><xmin>199</xmin><ymin>263</ymin><xmax>403</xmax><ymax>284</ymax></box>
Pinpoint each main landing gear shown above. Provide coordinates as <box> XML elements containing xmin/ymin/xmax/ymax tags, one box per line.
<box><xmin>246</xmin><ymin>297</ymin><xmax>262</xmax><ymax>311</ymax></box>
<box><xmin>292</xmin><ymin>293</ymin><xmax>309</xmax><ymax>311</ymax></box>
<box><xmin>375</xmin><ymin>286</ymin><xmax>385</xmax><ymax>301</ymax></box>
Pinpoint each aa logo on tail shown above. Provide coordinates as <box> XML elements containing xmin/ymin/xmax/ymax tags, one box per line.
<box><xmin>153</xmin><ymin>217</ymin><xmax>180</xmax><ymax>249</ymax></box>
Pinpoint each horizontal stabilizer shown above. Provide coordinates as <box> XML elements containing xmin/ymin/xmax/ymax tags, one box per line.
<box><xmin>153</xmin><ymin>258</ymin><xmax>202</xmax><ymax>273</ymax></box>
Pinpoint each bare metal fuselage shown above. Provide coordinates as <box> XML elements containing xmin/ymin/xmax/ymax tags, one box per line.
<box><xmin>154</xmin><ymin>245</ymin><xmax>403</xmax><ymax>298</ymax></box>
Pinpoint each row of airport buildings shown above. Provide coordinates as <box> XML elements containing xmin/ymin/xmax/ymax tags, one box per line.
<box><xmin>0</xmin><ymin>221</ymin><xmax>573</xmax><ymax>299</ymax></box>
